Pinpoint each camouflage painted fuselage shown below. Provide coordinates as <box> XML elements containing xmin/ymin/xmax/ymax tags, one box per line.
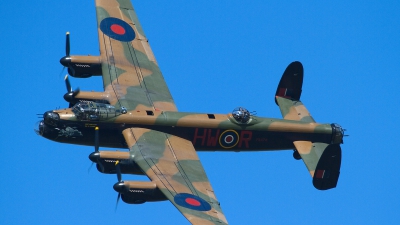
<box><xmin>41</xmin><ymin>109</ymin><xmax>334</xmax><ymax>151</ymax></box>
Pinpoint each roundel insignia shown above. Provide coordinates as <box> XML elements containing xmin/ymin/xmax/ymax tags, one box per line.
<box><xmin>174</xmin><ymin>193</ymin><xmax>211</xmax><ymax>211</ymax></box>
<box><xmin>219</xmin><ymin>130</ymin><xmax>239</xmax><ymax>149</ymax></box>
<box><xmin>100</xmin><ymin>17</ymin><xmax>135</xmax><ymax>42</ymax></box>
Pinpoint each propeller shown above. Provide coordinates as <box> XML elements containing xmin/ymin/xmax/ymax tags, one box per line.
<box><xmin>88</xmin><ymin>127</ymin><xmax>103</xmax><ymax>173</ymax></box>
<box><xmin>63</xmin><ymin>75</ymin><xmax>80</xmax><ymax>106</ymax></box>
<box><xmin>65</xmin><ymin>74</ymin><xmax>72</xmax><ymax>93</ymax></box>
<box><xmin>95</xmin><ymin>127</ymin><xmax>100</xmax><ymax>152</ymax></box>
<box><xmin>60</xmin><ymin>32</ymin><xmax>73</xmax><ymax>76</ymax></box>
<box><xmin>66</xmin><ymin>31</ymin><xmax>70</xmax><ymax>57</ymax></box>
<box><xmin>115</xmin><ymin>160</ymin><xmax>122</xmax><ymax>211</ymax></box>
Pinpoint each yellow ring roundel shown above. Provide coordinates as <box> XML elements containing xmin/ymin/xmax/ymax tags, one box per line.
<box><xmin>219</xmin><ymin>130</ymin><xmax>239</xmax><ymax>149</ymax></box>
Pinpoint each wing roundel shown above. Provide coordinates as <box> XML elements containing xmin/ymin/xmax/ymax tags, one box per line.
<box><xmin>99</xmin><ymin>17</ymin><xmax>136</xmax><ymax>42</ymax></box>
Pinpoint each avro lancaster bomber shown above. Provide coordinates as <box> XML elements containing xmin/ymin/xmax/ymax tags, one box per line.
<box><xmin>36</xmin><ymin>0</ymin><xmax>344</xmax><ymax>224</ymax></box>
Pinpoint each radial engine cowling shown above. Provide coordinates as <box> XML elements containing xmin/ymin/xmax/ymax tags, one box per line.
<box><xmin>113</xmin><ymin>181</ymin><xmax>167</xmax><ymax>204</ymax></box>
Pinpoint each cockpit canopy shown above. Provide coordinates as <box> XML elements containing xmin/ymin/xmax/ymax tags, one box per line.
<box><xmin>232</xmin><ymin>107</ymin><xmax>251</xmax><ymax>123</ymax></box>
<box><xmin>72</xmin><ymin>102</ymin><xmax>125</xmax><ymax>121</ymax></box>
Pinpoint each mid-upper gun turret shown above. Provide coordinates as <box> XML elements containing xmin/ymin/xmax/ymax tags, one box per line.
<box><xmin>232</xmin><ymin>107</ymin><xmax>251</xmax><ymax>123</ymax></box>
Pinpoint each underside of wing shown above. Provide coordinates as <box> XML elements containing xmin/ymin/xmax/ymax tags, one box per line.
<box><xmin>122</xmin><ymin>128</ymin><xmax>228</xmax><ymax>225</ymax></box>
<box><xmin>95</xmin><ymin>0</ymin><xmax>177</xmax><ymax>112</ymax></box>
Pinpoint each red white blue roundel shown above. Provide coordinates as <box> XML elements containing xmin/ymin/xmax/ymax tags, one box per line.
<box><xmin>100</xmin><ymin>17</ymin><xmax>135</xmax><ymax>42</ymax></box>
<box><xmin>219</xmin><ymin>130</ymin><xmax>239</xmax><ymax>149</ymax></box>
<box><xmin>174</xmin><ymin>193</ymin><xmax>211</xmax><ymax>211</ymax></box>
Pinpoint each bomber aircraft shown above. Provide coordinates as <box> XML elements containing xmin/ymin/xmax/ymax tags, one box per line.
<box><xmin>36</xmin><ymin>0</ymin><xmax>344</xmax><ymax>224</ymax></box>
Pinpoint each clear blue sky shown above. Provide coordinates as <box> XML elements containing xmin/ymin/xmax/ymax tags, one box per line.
<box><xmin>1</xmin><ymin>1</ymin><xmax>399</xmax><ymax>224</ymax></box>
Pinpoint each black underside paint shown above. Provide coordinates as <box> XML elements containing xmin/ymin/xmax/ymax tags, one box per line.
<box><xmin>42</xmin><ymin>122</ymin><xmax>332</xmax><ymax>151</ymax></box>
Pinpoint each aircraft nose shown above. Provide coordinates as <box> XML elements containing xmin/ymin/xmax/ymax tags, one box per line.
<box><xmin>43</xmin><ymin>111</ymin><xmax>60</xmax><ymax>127</ymax></box>
<box><xmin>60</xmin><ymin>56</ymin><xmax>71</xmax><ymax>67</ymax></box>
<box><xmin>34</xmin><ymin>120</ymin><xmax>45</xmax><ymax>136</ymax></box>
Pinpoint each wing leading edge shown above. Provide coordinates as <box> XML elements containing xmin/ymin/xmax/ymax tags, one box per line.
<box><xmin>122</xmin><ymin>128</ymin><xmax>228</xmax><ymax>225</ymax></box>
<box><xmin>95</xmin><ymin>0</ymin><xmax>177</xmax><ymax>112</ymax></box>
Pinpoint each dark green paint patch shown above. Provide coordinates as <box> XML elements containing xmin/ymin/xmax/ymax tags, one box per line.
<box><xmin>96</xmin><ymin>7</ymin><xmax>110</xmax><ymax>23</ymax></box>
<box><xmin>172</xmin><ymin>160</ymin><xmax>209</xmax><ymax>183</ymax></box>
<box><xmin>122</xmin><ymin>43</ymin><xmax>173</xmax><ymax>97</ymax></box>
<box><xmin>101</xmin><ymin>63</ymin><xmax>127</xmax><ymax>88</ymax></box>
<box><xmin>117</xmin><ymin>0</ymin><xmax>133</xmax><ymax>10</ymax></box>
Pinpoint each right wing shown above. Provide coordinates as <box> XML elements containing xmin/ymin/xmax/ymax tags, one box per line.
<box><xmin>122</xmin><ymin>128</ymin><xmax>228</xmax><ymax>225</ymax></box>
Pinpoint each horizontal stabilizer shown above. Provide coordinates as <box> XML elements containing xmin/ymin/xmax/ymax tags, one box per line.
<box><xmin>293</xmin><ymin>141</ymin><xmax>341</xmax><ymax>190</ymax></box>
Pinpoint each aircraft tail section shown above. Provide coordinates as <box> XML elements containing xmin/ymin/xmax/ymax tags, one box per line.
<box><xmin>275</xmin><ymin>61</ymin><xmax>315</xmax><ymax>123</ymax></box>
<box><xmin>276</xmin><ymin>62</ymin><xmax>342</xmax><ymax>190</ymax></box>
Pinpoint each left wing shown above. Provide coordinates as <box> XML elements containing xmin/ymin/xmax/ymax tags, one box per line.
<box><xmin>122</xmin><ymin>128</ymin><xmax>228</xmax><ymax>225</ymax></box>
<box><xmin>95</xmin><ymin>0</ymin><xmax>177</xmax><ymax>112</ymax></box>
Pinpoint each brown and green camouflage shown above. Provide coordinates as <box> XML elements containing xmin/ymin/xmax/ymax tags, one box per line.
<box><xmin>38</xmin><ymin>1</ymin><xmax>344</xmax><ymax>224</ymax></box>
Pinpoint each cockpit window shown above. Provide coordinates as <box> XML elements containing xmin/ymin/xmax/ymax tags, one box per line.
<box><xmin>232</xmin><ymin>107</ymin><xmax>251</xmax><ymax>123</ymax></box>
<box><xmin>72</xmin><ymin>102</ymin><xmax>121</xmax><ymax>121</ymax></box>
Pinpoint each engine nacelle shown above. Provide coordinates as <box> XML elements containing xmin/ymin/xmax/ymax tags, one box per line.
<box><xmin>89</xmin><ymin>151</ymin><xmax>144</xmax><ymax>175</ymax></box>
<box><xmin>95</xmin><ymin>160</ymin><xmax>143</xmax><ymax>175</ymax></box>
<box><xmin>114</xmin><ymin>181</ymin><xmax>167</xmax><ymax>204</ymax></box>
<box><xmin>60</xmin><ymin>55</ymin><xmax>102</xmax><ymax>78</ymax></box>
<box><xmin>64</xmin><ymin>91</ymin><xmax>110</xmax><ymax>106</ymax></box>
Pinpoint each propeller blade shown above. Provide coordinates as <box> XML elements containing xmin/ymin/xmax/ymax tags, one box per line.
<box><xmin>94</xmin><ymin>127</ymin><xmax>99</xmax><ymax>152</ymax></box>
<box><xmin>58</xmin><ymin>66</ymin><xmax>66</xmax><ymax>78</ymax></box>
<box><xmin>66</xmin><ymin>32</ymin><xmax>70</xmax><ymax>56</ymax></box>
<box><xmin>64</xmin><ymin>75</ymin><xmax>72</xmax><ymax>92</ymax></box>
<box><xmin>115</xmin><ymin>160</ymin><xmax>122</xmax><ymax>182</ymax></box>
<box><xmin>73</xmin><ymin>87</ymin><xmax>80</xmax><ymax>97</ymax></box>
<box><xmin>114</xmin><ymin>162</ymin><xmax>123</xmax><ymax>211</ymax></box>
<box><xmin>87</xmin><ymin>127</ymin><xmax>103</xmax><ymax>174</ymax></box>
<box><xmin>115</xmin><ymin>193</ymin><xmax>121</xmax><ymax>212</ymax></box>
<box><xmin>63</xmin><ymin>75</ymin><xmax>80</xmax><ymax>107</ymax></box>
<box><xmin>88</xmin><ymin>162</ymin><xmax>94</xmax><ymax>173</ymax></box>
